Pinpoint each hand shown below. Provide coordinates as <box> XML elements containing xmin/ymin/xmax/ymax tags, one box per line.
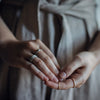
<box><xmin>0</xmin><ymin>39</ymin><xmax>60</xmax><ymax>82</ymax></box>
<box><xmin>45</xmin><ymin>51</ymin><xmax>98</xmax><ymax>89</ymax></box>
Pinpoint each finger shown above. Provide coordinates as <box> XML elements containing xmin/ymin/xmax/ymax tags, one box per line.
<box><xmin>21</xmin><ymin>41</ymin><xmax>39</xmax><ymax>52</ymax></box>
<box><xmin>59</xmin><ymin>56</ymin><xmax>83</xmax><ymax>79</ymax></box>
<box><xmin>31</xmin><ymin>56</ymin><xmax>58</xmax><ymax>82</ymax></box>
<box><xmin>45</xmin><ymin>81</ymin><xmax>58</xmax><ymax>89</ymax></box>
<box><xmin>58</xmin><ymin>79</ymin><xmax>73</xmax><ymax>90</ymax></box>
<box><xmin>15</xmin><ymin>58</ymin><xmax>49</xmax><ymax>81</ymax></box>
<box><xmin>70</xmin><ymin>68</ymin><xmax>87</xmax><ymax>88</ymax></box>
<box><xmin>36</xmin><ymin>49</ymin><xmax>59</xmax><ymax>76</ymax></box>
<box><xmin>35</xmin><ymin>39</ymin><xmax>60</xmax><ymax>69</ymax></box>
<box><xmin>29</xmin><ymin>63</ymin><xmax>49</xmax><ymax>81</ymax></box>
<box><xmin>23</xmin><ymin>52</ymin><xmax>59</xmax><ymax>82</ymax></box>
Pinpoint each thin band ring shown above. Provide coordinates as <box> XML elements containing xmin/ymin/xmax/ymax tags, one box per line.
<box><xmin>71</xmin><ymin>78</ymin><xmax>76</xmax><ymax>88</ymax></box>
<box><xmin>58</xmin><ymin>82</ymin><xmax>60</xmax><ymax>90</ymax></box>
<box><xmin>29</xmin><ymin>55</ymin><xmax>37</xmax><ymax>62</ymax></box>
<box><xmin>34</xmin><ymin>49</ymin><xmax>41</xmax><ymax>55</ymax></box>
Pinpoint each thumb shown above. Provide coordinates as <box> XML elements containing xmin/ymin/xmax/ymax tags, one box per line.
<box><xmin>59</xmin><ymin>56</ymin><xmax>83</xmax><ymax>80</ymax></box>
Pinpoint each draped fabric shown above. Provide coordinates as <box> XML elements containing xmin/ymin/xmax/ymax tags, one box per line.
<box><xmin>96</xmin><ymin>0</ymin><xmax>100</xmax><ymax>30</ymax></box>
<box><xmin>40</xmin><ymin>0</ymin><xmax>95</xmax><ymax>64</ymax></box>
<box><xmin>0</xmin><ymin>0</ymin><xmax>99</xmax><ymax>100</ymax></box>
<box><xmin>38</xmin><ymin>0</ymin><xmax>97</xmax><ymax>66</ymax></box>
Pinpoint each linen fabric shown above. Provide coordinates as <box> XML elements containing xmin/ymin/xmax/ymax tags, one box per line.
<box><xmin>0</xmin><ymin>0</ymin><xmax>100</xmax><ymax>100</ymax></box>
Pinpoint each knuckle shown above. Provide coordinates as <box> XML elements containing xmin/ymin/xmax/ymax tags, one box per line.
<box><xmin>37</xmin><ymin>59</ymin><xmax>43</xmax><ymax>66</ymax></box>
<box><xmin>34</xmin><ymin>39</ymin><xmax>40</xmax><ymax>48</ymax></box>
<box><xmin>28</xmin><ymin>41</ymin><xmax>33</xmax><ymax>47</ymax></box>
<box><xmin>25</xmin><ymin>41</ymin><xmax>33</xmax><ymax>49</ymax></box>
<box><xmin>48</xmin><ymin>71</ymin><xmax>53</xmax><ymax>77</ymax></box>
<box><xmin>35</xmin><ymin>39</ymin><xmax>41</xmax><ymax>43</ymax></box>
<box><xmin>43</xmin><ymin>56</ymin><xmax>50</xmax><ymax>63</ymax></box>
<box><xmin>49</xmin><ymin>54</ymin><xmax>55</xmax><ymax>60</ymax></box>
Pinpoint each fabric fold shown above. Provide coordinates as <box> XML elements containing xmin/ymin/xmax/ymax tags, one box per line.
<box><xmin>39</xmin><ymin>0</ymin><xmax>97</xmax><ymax>66</ymax></box>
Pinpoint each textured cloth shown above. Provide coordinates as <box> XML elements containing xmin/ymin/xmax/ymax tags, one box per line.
<box><xmin>96</xmin><ymin>0</ymin><xmax>100</xmax><ymax>30</ymax></box>
<box><xmin>0</xmin><ymin>0</ymin><xmax>99</xmax><ymax>100</ymax></box>
<box><xmin>39</xmin><ymin>0</ymin><xmax>97</xmax><ymax>66</ymax></box>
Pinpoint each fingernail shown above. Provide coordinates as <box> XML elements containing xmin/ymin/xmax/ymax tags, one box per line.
<box><xmin>60</xmin><ymin>72</ymin><xmax>66</xmax><ymax>79</ymax></box>
<box><xmin>52</xmin><ymin>77</ymin><xmax>59</xmax><ymax>83</ymax></box>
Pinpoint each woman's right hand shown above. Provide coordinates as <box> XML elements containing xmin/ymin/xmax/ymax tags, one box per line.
<box><xmin>0</xmin><ymin>39</ymin><xmax>60</xmax><ymax>82</ymax></box>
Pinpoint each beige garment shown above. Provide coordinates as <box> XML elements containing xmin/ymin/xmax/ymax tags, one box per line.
<box><xmin>96</xmin><ymin>0</ymin><xmax>100</xmax><ymax>30</ymax></box>
<box><xmin>0</xmin><ymin>0</ymin><xmax>100</xmax><ymax>100</ymax></box>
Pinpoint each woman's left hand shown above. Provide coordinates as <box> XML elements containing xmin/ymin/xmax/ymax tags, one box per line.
<box><xmin>45</xmin><ymin>51</ymin><xmax>98</xmax><ymax>90</ymax></box>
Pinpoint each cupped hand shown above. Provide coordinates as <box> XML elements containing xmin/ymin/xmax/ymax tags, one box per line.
<box><xmin>0</xmin><ymin>39</ymin><xmax>60</xmax><ymax>82</ymax></box>
<box><xmin>45</xmin><ymin>51</ymin><xmax>98</xmax><ymax>89</ymax></box>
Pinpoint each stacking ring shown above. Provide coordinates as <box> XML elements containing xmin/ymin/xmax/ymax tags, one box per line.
<box><xmin>29</xmin><ymin>55</ymin><xmax>37</xmax><ymax>62</ymax></box>
<box><xmin>71</xmin><ymin>78</ymin><xmax>76</xmax><ymax>88</ymax></box>
<box><xmin>34</xmin><ymin>49</ymin><xmax>41</xmax><ymax>55</ymax></box>
<box><xmin>58</xmin><ymin>82</ymin><xmax>60</xmax><ymax>90</ymax></box>
<box><xmin>29</xmin><ymin>49</ymin><xmax>41</xmax><ymax>63</ymax></box>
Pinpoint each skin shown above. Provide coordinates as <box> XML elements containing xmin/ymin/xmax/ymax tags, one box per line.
<box><xmin>45</xmin><ymin>33</ymin><xmax>100</xmax><ymax>90</ymax></box>
<box><xmin>0</xmin><ymin>17</ymin><xmax>60</xmax><ymax>83</ymax></box>
<box><xmin>0</xmin><ymin>17</ymin><xmax>100</xmax><ymax>90</ymax></box>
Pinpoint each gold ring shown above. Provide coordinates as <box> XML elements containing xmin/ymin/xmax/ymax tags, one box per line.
<box><xmin>58</xmin><ymin>82</ymin><xmax>60</xmax><ymax>90</ymax></box>
<box><xmin>71</xmin><ymin>78</ymin><xmax>76</xmax><ymax>88</ymax></box>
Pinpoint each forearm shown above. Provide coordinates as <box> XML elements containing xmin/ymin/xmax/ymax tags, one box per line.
<box><xmin>89</xmin><ymin>32</ymin><xmax>100</xmax><ymax>63</ymax></box>
<box><xmin>0</xmin><ymin>17</ymin><xmax>17</xmax><ymax>42</ymax></box>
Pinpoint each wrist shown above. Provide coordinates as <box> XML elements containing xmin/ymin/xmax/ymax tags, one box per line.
<box><xmin>0</xmin><ymin>38</ymin><xmax>19</xmax><ymax>58</ymax></box>
<box><xmin>0</xmin><ymin>34</ymin><xmax>18</xmax><ymax>43</ymax></box>
<box><xmin>77</xmin><ymin>51</ymin><xmax>98</xmax><ymax>68</ymax></box>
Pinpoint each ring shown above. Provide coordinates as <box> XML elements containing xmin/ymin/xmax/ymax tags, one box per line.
<box><xmin>58</xmin><ymin>82</ymin><xmax>60</xmax><ymax>90</ymax></box>
<box><xmin>34</xmin><ymin>49</ymin><xmax>41</xmax><ymax>55</ymax></box>
<box><xmin>29</xmin><ymin>55</ymin><xmax>37</xmax><ymax>62</ymax></box>
<box><xmin>71</xmin><ymin>78</ymin><xmax>76</xmax><ymax>88</ymax></box>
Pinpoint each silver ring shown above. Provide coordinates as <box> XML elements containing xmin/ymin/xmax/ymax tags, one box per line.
<box><xmin>29</xmin><ymin>55</ymin><xmax>37</xmax><ymax>62</ymax></box>
<box><xmin>34</xmin><ymin>49</ymin><xmax>41</xmax><ymax>55</ymax></box>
